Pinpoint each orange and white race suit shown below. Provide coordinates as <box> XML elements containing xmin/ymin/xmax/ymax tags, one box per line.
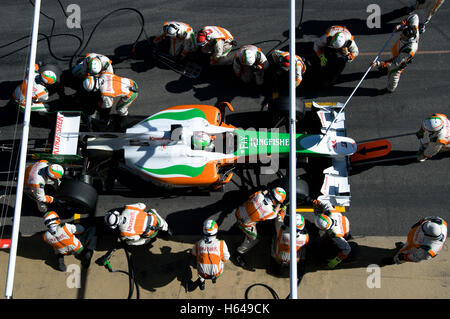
<box><xmin>97</xmin><ymin>72</ymin><xmax>138</xmax><ymax>116</ymax></box>
<box><xmin>153</xmin><ymin>21</ymin><xmax>197</xmax><ymax>57</ymax></box>
<box><xmin>415</xmin><ymin>0</ymin><xmax>445</xmax><ymax>25</ymax></box>
<box><xmin>324</xmin><ymin>211</ymin><xmax>351</xmax><ymax>259</ymax></box>
<box><xmin>12</xmin><ymin>64</ymin><xmax>49</xmax><ymax>112</ymax></box>
<box><xmin>380</xmin><ymin>19</ymin><xmax>419</xmax><ymax>92</ymax></box>
<box><xmin>418</xmin><ymin>113</ymin><xmax>450</xmax><ymax>158</ymax></box>
<box><xmin>24</xmin><ymin>160</ymin><xmax>59</xmax><ymax>212</ymax></box>
<box><xmin>198</xmin><ymin>26</ymin><xmax>235</xmax><ymax>65</ymax></box>
<box><xmin>314</xmin><ymin>26</ymin><xmax>359</xmax><ymax>61</ymax></box>
<box><xmin>236</xmin><ymin>190</ymin><xmax>281</xmax><ymax>254</ymax></box>
<box><xmin>192</xmin><ymin>236</ymin><xmax>230</xmax><ymax>280</ymax></box>
<box><xmin>72</xmin><ymin>53</ymin><xmax>113</xmax><ymax>78</ymax></box>
<box><xmin>117</xmin><ymin>203</ymin><xmax>168</xmax><ymax>246</ymax></box>
<box><xmin>271</xmin><ymin>49</ymin><xmax>306</xmax><ymax>87</ymax></box>
<box><xmin>271</xmin><ymin>211</ymin><xmax>309</xmax><ymax>264</ymax></box>
<box><xmin>233</xmin><ymin>45</ymin><xmax>269</xmax><ymax>86</ymax></box>
<box><xmin>236</xmin><ymin>191</ymin><xmax>280</xmax><ymax>237</ymax></box>
<box><xmin>43</xmin><ymin>223</ymin><xmax>85</xmax><ymax>255</ymax></box>
<box><xmin>395</xmin><ymin>216</ymin><xmax>447</xmax><ymax>263</ymax></box>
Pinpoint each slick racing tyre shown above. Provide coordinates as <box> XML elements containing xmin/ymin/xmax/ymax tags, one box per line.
<box><xmin>269</xmin><ymin>94</ymin><xmax>306</xmax><ymax>122</ymax></box>
<box><xmin>56</xmin><ymin>178</ymin><xmax>98</xmax><ymax>216</ymax></box>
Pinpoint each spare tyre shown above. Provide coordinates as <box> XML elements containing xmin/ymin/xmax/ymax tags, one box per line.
<box><xmin>56</xmin><ymin>178</ymin><xmax>98</xmax><ymax>216</ymax></box>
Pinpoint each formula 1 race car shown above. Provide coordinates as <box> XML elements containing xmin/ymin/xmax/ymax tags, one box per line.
<box><xmin>30</xmin><ymin>99</ymin><xmax>356</xmax><ymax>215</ymax></box>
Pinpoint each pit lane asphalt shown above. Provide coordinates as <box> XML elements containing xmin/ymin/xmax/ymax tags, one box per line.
<box><xmin>0</xmin><ymin>0</ymin><xmax>449</xmax><ymax>299</ymax></box>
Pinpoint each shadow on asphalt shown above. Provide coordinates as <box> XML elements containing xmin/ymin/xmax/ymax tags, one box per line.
<box><xmin>7</xmin><ymin>216</ymin><xmax>401</xmax><ymax>298</ymax></box>
<box><xmin>349</xmin><ymin>150</ymin><xmax>450</xmax><ymax>175</ymax></box>
<box><xmin>291</xmin><ymin>6</ymin><xmax>413</xmax><ymax>38</ymax></box>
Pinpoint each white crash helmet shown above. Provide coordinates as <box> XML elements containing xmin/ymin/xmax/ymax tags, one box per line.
<box><xmin>315</xmin><ymin>214</ymin><xmax>333</xmax><ymax>230</ymax></box>
<box><xmin>193</xmin><ymin>131</ymin><xmax>212</xmax><ymax>150</ymax></box>
<box><xmin>163</xmin><ymin>23</ymin><xmax>178</xmax><ymax>37</ymax></box>
<box><xmin>296</xmin><ymin>214</ymin><xmax>306</xmax><ymax>231</ymax></box>
<box><xmin>271</xmin><ymin>187</ymin><xmax>287</xmax><ymax>204</ymax></box>
<box><xmin>240</xmin><ymin>49</ymin><xmax>256</xmax><ymax>66</ymax></box>
<box><xmin>44</xmin><ymin>211</ymin><xmax>61</xmax><ymax>227</ymax></box>
<box><xmin>203</xmin><ymin>219</ymin><xmax>218</xmax><ymax>236</ymax></box>
<box><xmin>46</xmin><ymin>164</ymin><xmax>64</xmax><ymax>180</ymax></box>
<box><xmin>83</xmin><ymin>76</ymin><xmax>99</xmax><ymax>92</ymax></box>
<box><xmin>422</xmin><ymin>115</ymin><xmax>444</xmax><ymax>132</ymax></box>
<box><xmin>422</xmin><ymin>221</ymin><xmax>442</xmax><ymax>238</ymax></box>
<box><xmin>104</xmin><ymin>210</ymin><xmax>122</xmax><ymax>229</ymax></box>
<box><xmin>330</xmin><ymin>32</ymin><xmax>346</xmax><ymax>49</ymax></box>
<box><xmin>283</xmin><ymin>213</ymin><xmax>305</xmax><ymax>231</ymax></box>
<box><xmin>40</xmin><ymin>70</ymin><xmax>57</xmax><ymax>85</ymax></box>
<box><xmin>87</xmin><ymin>57</ymin><xmax>103</xmax><ymax>75</ymax></box>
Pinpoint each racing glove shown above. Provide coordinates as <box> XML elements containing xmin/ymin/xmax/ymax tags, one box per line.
<box><xmin>327</xmin><ymin>256</ymin><xmax>342</xmax><ymax>268</ymax></box>
<box><xmin>346</xmin><ymin>53</ymin><xmax>355</xmax><ymax>63</ymax></box>
<box><xmin>319</xmin><ymin>54</ymin><xmax>327</xmax><ymax>67</ymax></box>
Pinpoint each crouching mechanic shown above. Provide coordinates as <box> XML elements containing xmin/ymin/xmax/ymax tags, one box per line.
<box><xmin>24</xmin><ymin>160</ymin><xmax>64</xmax><ymax>213</ymax></box>
<box><xmin>12</xmin><ymin>63</ymin><xmax>58</xmax><ymax>112</ymax></box>
<box><xmin>196</xmin><ymin>26</ymin><xmax>236</xmax><ymax>65</ymax></box>
<box><xmin>393</xmin><ymin>216</ymin><xmax>447</xmax><ymax>264</ymax></box>
<box><xmin>313</xmin><ymin>199</ymin><xmax>351</xmax><ymax>268</ymax></box>
<box><xmin>269</xmin><ymin>209</ymin><xmax>309</xmax><ymax>276</ymax></box>
<box><xmin>83</xmin><ymin>72</ymin><xmax>138</xmax><ymax>119</ymax></box>
<box><xmin>416</xmin><ymin>113</ymin><xmax>450</xmax><ymax>161</ymax></box>
<box><xmin>371</xmin><ymin>14</ymin><xmax>419</xmax><ymax>93</ymax></box>
<box><xmin>190</xmin><ymin>219</ymin><xmax>230</xmax><ymax>291</ymax></box>
<box><xmin>104</xmin><ymin>203</ymin><xmax>171</xmax><ymax>246</ymax></box>
<box><xmin>233</xmin><ymin>45</ymin><xmax>269</xmax><ymax>86</ymax></box>
<box><xmin>270</xmin><ymin>49</ymin><xmax>307</xmax><ymax>88</ymax></box>
<box><xmin>234</xmin><ymin>187</ymin><xmax>287</xmax><ymax>270</ymax></box>
<box><xmin>313</xmin><ymin>25</ymin><xmax>359</xmax><ymax>85</ymax></box>
<box><xmin>153</xmin><ymin>21</ymin><xmax>197</xmax><ymax>60</ymax></box>
<box><xmin>43</xmin><ymin>211</ymin><xmax>96</xmax><ymax>271</ymax></box>
<box><xmin>72</xmin><ymin>53</ymin><xmax>113</xmax><ymax>78</ymax></box>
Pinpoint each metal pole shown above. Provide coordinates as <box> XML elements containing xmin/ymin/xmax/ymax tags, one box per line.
<box><xmin>289</xmin><ymin>0</ymin><xmax>297</xmax><ymax>300</ymax></box>
<box><xmin>322</xmin><ymin>31</ymin><xmax>395</xmax><ymax>137</ymax></box>
<box><xmin>5</xmin><ymin>0</ymin><xmax>41</xmax><ymax>299</ymax></box>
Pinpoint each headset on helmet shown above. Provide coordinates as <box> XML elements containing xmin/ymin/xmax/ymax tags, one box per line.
<box><xmin>164</xmin><ymin>23</ymin><xmax>178</xmax><ymax>36</ymax></box>
<box><xmin>196</xmin><ymin>31</ymin><xmax>209</xmax><ymax>46</ymax></box>
<box><xmin>40</xmin><ymin>70</ymin><xmax>57</xmax><ymax>85</ymax></box>
<box><xmin>46</xmin><ymin>164</ymin><xmax>64</xmax><ymax>180</ymax></box>
<box><xmin>330</xmin><ymin>32</ymin><xmax>346</xmax><ymax>49</ymax></box>
<box><xmin>422</xmin><ymin>115</ymin><xmax>444</xmax><ymax>132</ymax></box>
<box><xmin>241</xmin><ymin>49</ymin><xmax>256</xmax><ymax>66</ymax></box>
<box><xmin>192</xmin><ymin>131</ymin><xmax>212</xmax><ymax>150</ymax></box>
<box><xmin>83</xmin><ymin>76</ymin><xmax>98</xmax><ymax>92</ymax></box>
<box><xmin>422</xmin><ymin>221</ymin><xmax>442</xmax><ymax>238</ymax></box>
<box><xmin>401</xmin><ymin>26</ymin><xmax>416</xmax><ymax>40</ymax></box>
<box><xmin>104</xmin><ymin>210</ymin><xmax>121</xmax><ymax>229</ymax></box>
<box><xmin>44</xmin><ymin>211</ymin><xmax>61</xmax><ymax>227</ymax></box>
<box><xmin>203</xmin><ymin>219</ymin><xmax>218</xmax><ymax>236</ymax></box>
<box><xmin>271</xmin><ymin>187</ymin><xmax>287</xmax><ymax>204</ymax></box>
<box><xmin>315</xmin><ymin>214</ymin><xmax>333</xmax><ymax>230</ymax></box>
<box><xmin>281</xmin><ymin>54</ymin><xmax>290</xmax><ymax>71</ymax></box>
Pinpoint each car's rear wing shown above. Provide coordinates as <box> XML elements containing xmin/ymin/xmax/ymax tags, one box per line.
<box><xmin>314</xmin><ymin>102</ymin><xmax>352</xmax><ymax>208</ymax></box>
<box><xmin>32</xmin><ymin>112</ymin><xmax>83</xmax><ymax>164</ymax></box>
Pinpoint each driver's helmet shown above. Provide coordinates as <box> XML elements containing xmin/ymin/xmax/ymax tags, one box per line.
<box><xmin>192</xmin><ymin>131</ymin><xmax>212</xmax><ymax>150</ymax></box>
